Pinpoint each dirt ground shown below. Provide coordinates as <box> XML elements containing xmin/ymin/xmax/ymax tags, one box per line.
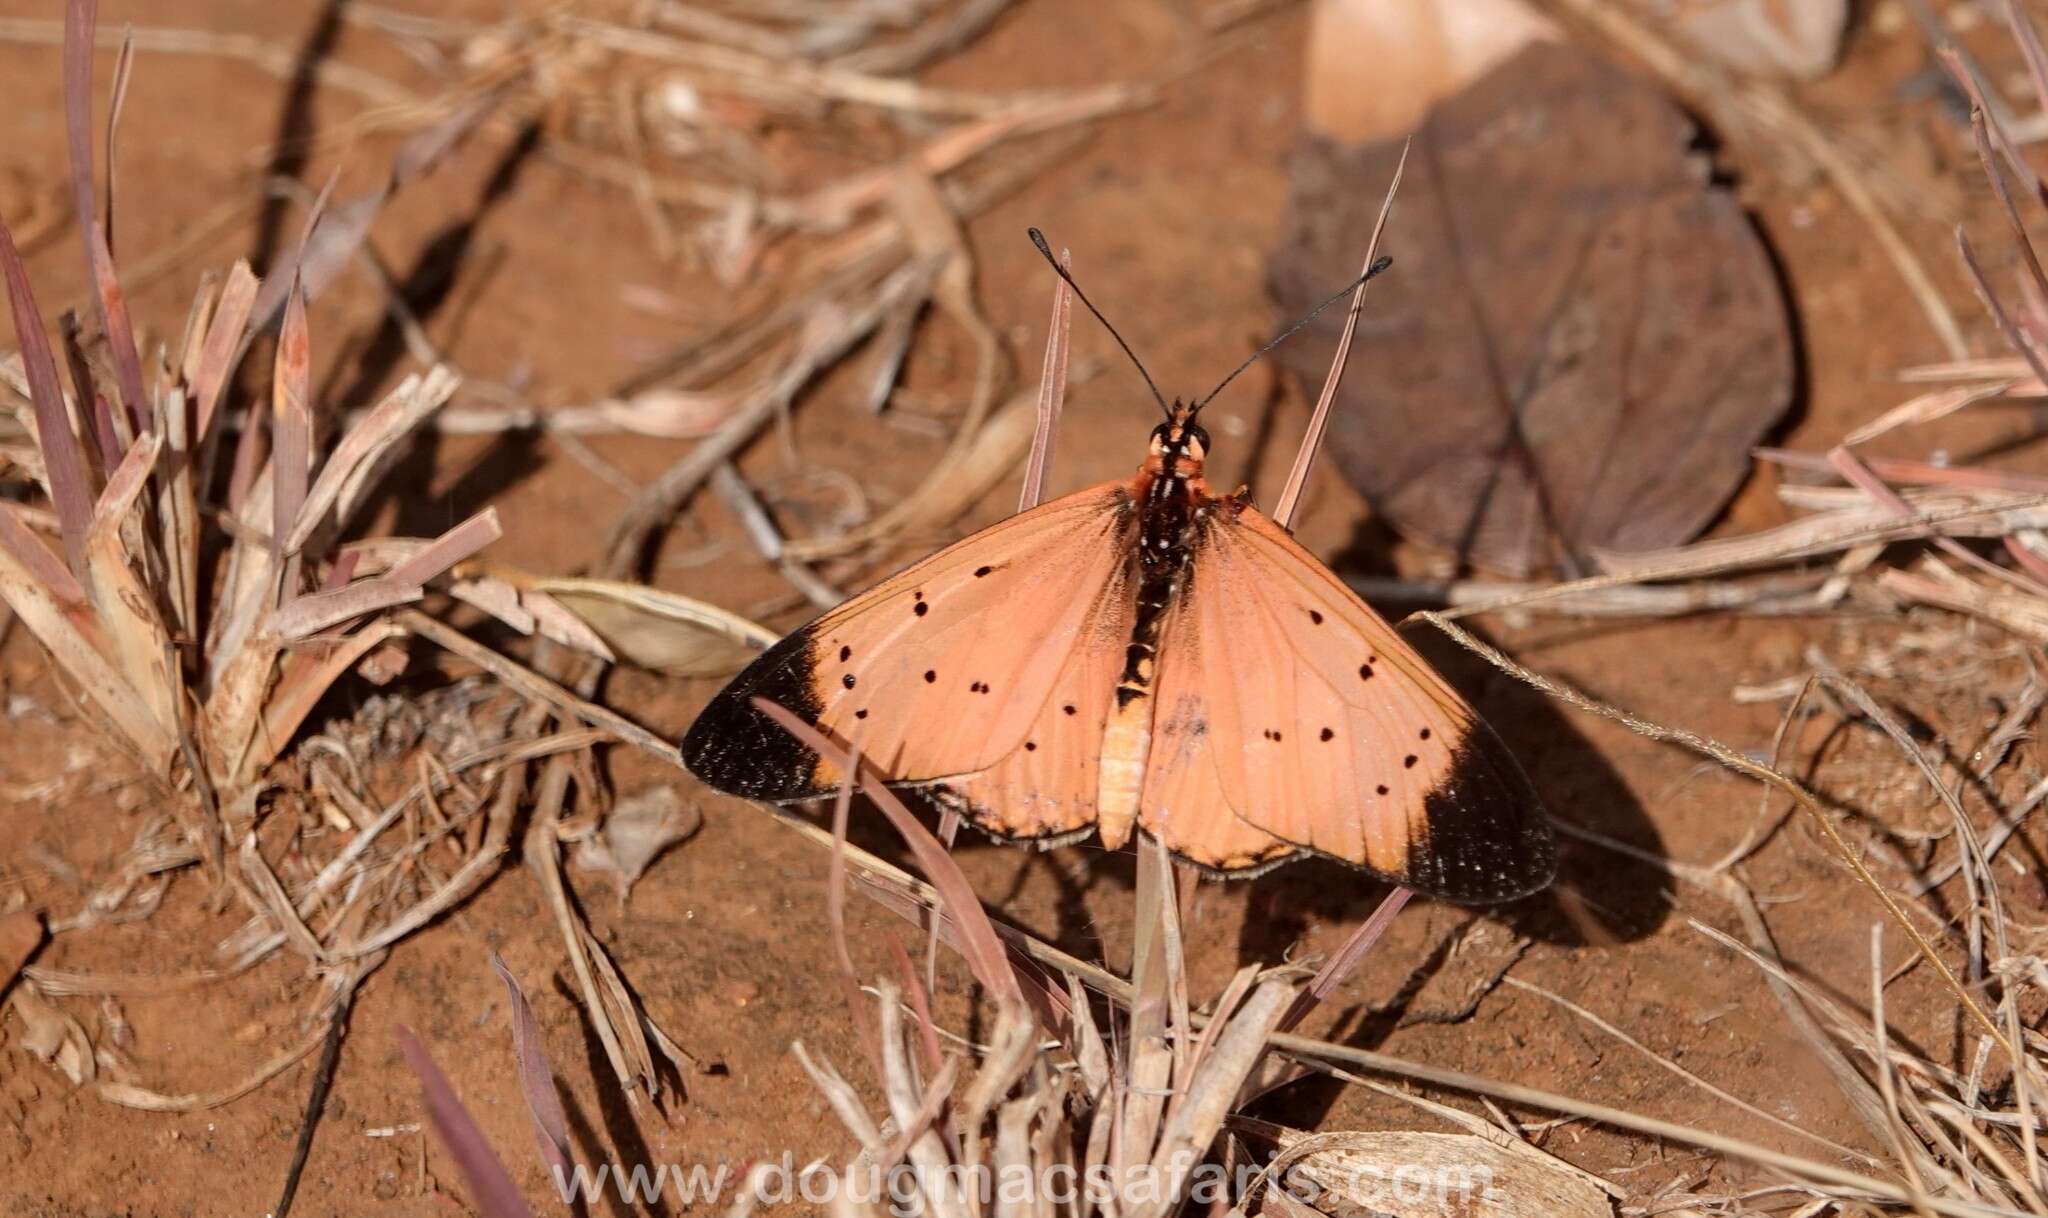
<box><xmin>2</xmin><ymin>0</ymin><xmax>2043</xmax><ymax>1214</ymax></box>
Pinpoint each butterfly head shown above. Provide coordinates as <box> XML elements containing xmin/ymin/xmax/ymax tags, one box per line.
<box><xmin>1148</xmin><ymin>401</ymin><xmax>1210</xmax><ymax>475</ymax></box>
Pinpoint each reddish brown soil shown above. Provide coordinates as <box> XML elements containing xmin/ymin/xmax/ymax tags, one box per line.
<box><xmin>2</xmin><ymin>1</ymin><xmax>2041</xmax><ymax>1214</ymax></box>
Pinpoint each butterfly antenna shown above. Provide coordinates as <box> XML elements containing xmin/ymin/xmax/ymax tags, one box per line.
<box><xmin>1029</xmin><ymin>227</ymin><xmax>1172</xmax><ymax>419</ymax></box>
<box><xmin>1193</xmin><ymin>255</ymin><xmax>1394</xmax><ymax>413</ymax></box>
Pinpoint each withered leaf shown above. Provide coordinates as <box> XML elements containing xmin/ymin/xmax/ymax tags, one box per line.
<box><xmin>1666</xmin><ymin>0</ymin><xmax>1847</xmax><ymax>81</ymax></box>
<box><xmin>569</xmin><ymin>787</ymin><xmax>702</xmax><ymax>904</ymax></box>
<box><xmin>1268</xmin><ymin>44</ymin><xmax>1793</xmax><ymax>577</ymax></box>
<box><xmin>1259</xmin><ymin>1126</ymin><xmax>1614</xmax><ymax>1217</ymax></box>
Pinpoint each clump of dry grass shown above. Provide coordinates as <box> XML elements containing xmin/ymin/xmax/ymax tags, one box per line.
<box><xmin>0</xmin><ymin>20</ymin><xmax>502</xmax><ymax>852</ymax></box>
<box><xmin>0</xmin><ymin>5</ymin><xmax>714</xmax><ymax>1135</ymax></box>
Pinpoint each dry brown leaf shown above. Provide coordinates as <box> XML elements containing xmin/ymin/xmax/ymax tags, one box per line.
<box><xmin>1303</xmin><ymin>0</ymin><xmax>1556</xmax><ymax>144</ymax></box>
<box><xmin>8</xmin><ymin>983</ymin><xmax>95</xmax><ymax>1086</ymax></box>
<box><xmin>595</xmin><ymin>387</ymin><xmax>740</xmax><ymax>439</ymax></box>
<box><xmin>1259</xmin><ymin>1127</ymin><xmax>1613</xmax><ymax>1217</ymax></box>
<box><xmin>1661</xmin><ymin>0</ymin><xmax>1847</xmax><ymax>80</ymax></box>
<box><xmin>531</xmin><ymin>576</ymin><xmax>776</xmax><ymax>677</ymax></box>
<box><xmin>569</xmin><ymin>786</ymin><xmax>702</xmax><ymax>903</ymax></box>
<box><xmin>1271</xmin><ymin>44</ymin><xmax>1793</xmax><ymax>576</ymax></box>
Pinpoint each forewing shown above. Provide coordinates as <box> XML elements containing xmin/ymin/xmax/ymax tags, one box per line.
<box><xmin>681</xmin><ymin>483</ymin><xmax>1136</xmax><ymax>801</ymax></box>
<box><xmin>1187</xmin><ymin>501</ymin><xmax>1556</xmax><ymax>901</ymax></box>
<box><xmin>927</xmin><ymin>555</ymin><xmax>1135</xmax><ymax>843</ymax></box>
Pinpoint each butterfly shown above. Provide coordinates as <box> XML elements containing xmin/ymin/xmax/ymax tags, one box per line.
<box><xmin>681</xmin><ymin>240</ymin><xmax>1556</xmax><ymax>903</ymax></box>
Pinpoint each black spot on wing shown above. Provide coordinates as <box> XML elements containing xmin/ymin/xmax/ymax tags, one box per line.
<box><xmin>679</xmin><ymin>624</ymin><xmax>832</xmax><ymax>801</ymax></box>
<box><xmin>1399</xmin><ymin>724</ymin><xmax>1556</xmax><ymax>903</ymax></box>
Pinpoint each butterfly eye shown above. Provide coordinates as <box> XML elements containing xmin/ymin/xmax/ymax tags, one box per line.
<box><xmin>1185</xmin><ymin>424</ymin><xmax>1210</xmax><ymax>454</ymax></box>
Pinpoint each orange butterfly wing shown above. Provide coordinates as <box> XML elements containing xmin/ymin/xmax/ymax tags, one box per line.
<box><xmin>1155</xmin><ymin>499</ymin><xmax>1554</xmax><ymax>900</ymax></box>
<box><xmin>681</xmin><ymin>483</ymin><xmax>1136</xmax><ymax>811</ymax></box>
<box><xmin>1137</xmin><ymin>596</ymin><xmax>1300</xmax><ymax>873</ymax></box>
<box><xmin>925</xmin><ymin>563</ymin><xmax>1134</xmax><ymax>843</ymax></box>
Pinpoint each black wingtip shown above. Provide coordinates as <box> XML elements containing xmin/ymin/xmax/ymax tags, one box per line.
<box><xmin>678</xmin><ymin>626</ymin><xmax>831</xmax><ymax>802</ymax></box>
<box><xmin>1404</xmin><ymin>725</ymin><xmax>1557</xmax><ymax>903</ymax></box>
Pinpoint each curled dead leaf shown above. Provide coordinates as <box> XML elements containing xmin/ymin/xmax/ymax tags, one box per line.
<box><xmin>1255</xmin><ymin>1126</ymin><xmax>1614</xmax><ymax>1217</ymax></box>
<box><xmin>525</xmin><ymin>575</ymin><xmax>777</xmax><ymax>677</ymax></box>
<box><xmin>1270</xmin><ymin>44</ymin><xmax>1793</xmax><ymax>576</ymax></box>
<box><xmin>8</xmin><ymin>982</ymin><xmax>96</xmax><ymax>1086</ymax></box>
<box><xmin>596</xmin><ymin>387</ymin><xmax>740</xmax><ymax>439</ymax></box>
<box><xmin>569</xmin><ymin>786</ymin><xmax>702</xmax><ymax>903</ymax></box>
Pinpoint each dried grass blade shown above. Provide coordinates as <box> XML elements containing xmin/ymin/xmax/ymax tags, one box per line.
<box><xmin>191</xmin><ymin>260</ymin><xmax>258</xmax><ymax>439</ymax></box>
<box><xmin>1830</xmin><ymin>443</ymin><xmax>2048</xmax><ymax>597</ymax></box>
<box><xmin>1842</xmin><ymin>380</ymin><xmax>2016</xmax><ymax>447</ymax></box>
<box><xmin>448</xmin><ymin>578</ymin><xmax>613</xmax><ymax>660</ymax></box>
<box><xmin>0</xmin><ymin>502</ymin><xmax>86</xmax><ymax>605</ymax></box>
<box><xmin>63</xmin><ymin>1</ymin><xmax>147</xmax><ymax>432</ymax></box>
<box><xmin>1271</xmin><ymin>139</ymin><xmax>1406</xmax><ymax>531</ymax></box>
<box><xmin>1142</xmin><ymin>978</ymin><xmax>1294</xmax><ymax>1218</ymax></box>
<box><xmin>101</xmin><ymin>27</ymin><xmax>129</xmax><ymax>247</ymax></box>
<box><xmin>1593</xmin><ymin>490</ymin><xmax>2048</xmax><ymax>580</ymax></box>
<box><xmin>1020</xmin><ymin>246</ymin><xmax>1072</xmax><ymax>513</ymax></box>
<box><xmin>278</xmin><ymin>511</ymin><xmax>504</xmax><ymax>640</ymax></box>
<box><xmin>0</xmin><ymin>511</ymin><xmax>168</xmax><ymax>765</ymax></box>
<box><xmin>248</xmin><ymin>188</ymin><xmax>379</xmax><ymax>333</ymax></box>
<box><xmin>1277</xmin><ymin>886</ymin><xmax>1410</xmax><ymax>1034</ymax></box>
<box><xmin>1757</xmin><ymin>447</ymin><xmax>2048</xmax><ymax>494</ymax></box>
<box><xmin>245</xmin><ymin>621</ymin><xmax>405</xmax><ymax>780</ymax></box>
<box><xmin>0</xmin><ymin>219</ymin><xmax>94</xmax><ymax>567</ymax></box>
<box><xmin>83</xmin><ymin>223</ymin><xmax>147</xmax><ymax>432</ymax></box>
<box><xmin>489</xmin><ymin>953</ymin><xmax>576</xmax><ymax>1185</ymax></box>
<box><xmin>157</xmin><ymin>386</ymin><xmax>200</xmax><ymax>637</ymax></box>
<box><xmin>1883</xmin><ymin>565</ymin><xmax>2048</xmax><ymax>642</ymax></box>
<box><xmin>291</xmin><ymin>366</ymin><xmax>457</xmax><ymax>551</ymax></box>
<box><xmin>268</xmin><ymin>578</ymin><xmax>425</xmax><ymax>641</ymax></box>
<box><xmin>750</xmin><ymin>695</ymin><xmax>1026</xmax><ymax>1011</ymax></box>
<box><xmin>1948</xmin><ymin>54</ymin><xmax>2048</xmax><ymax>305</ymax></box>
<box><xmin>270</xmin><ymin>280</ymin><xmax>312</xmax><ymax>595</ymax></box>
<box><xmin>99</xmin><ymin>995</ymin><xmax>339</xmax><ymax>1112</ymax></box>
<box><xmin>395</xmin><ymin>1024</ymin><xmax>536</xmax><ymax>1218</ymax></box>
<box><xmin>60</xmin><ymin>0</ymin><xmax>97</xmax><ymax>257</ymax></box>
<box><xmin>238</xmin><ymin>831</ymin><xmax>327</xmax><ymax>963</ymax></box>
<box><xmin>85</xmin><ymin>431</ymin><xmax>175</xmax><ymax>735</ymax></box>
<box><xmin>385</xmin><ymin>508</ymin><xmax>501</xmax><ymax>587</ymax></box>
<box><xmin>396</xmin><ymin>610</ymin><xmax>672</xmax><ymax>757</ymax></box>
<box><xmin>1958</xmin><ymin>226</ymin><xmax>2048</xmax><ymax>391</ymax></box>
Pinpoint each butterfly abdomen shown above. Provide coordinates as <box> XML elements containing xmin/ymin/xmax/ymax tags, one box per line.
<box><xmin>1099</xmin><ymin>458</ymin><xmax>1207</xmax><ymax>845</ymax></box>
